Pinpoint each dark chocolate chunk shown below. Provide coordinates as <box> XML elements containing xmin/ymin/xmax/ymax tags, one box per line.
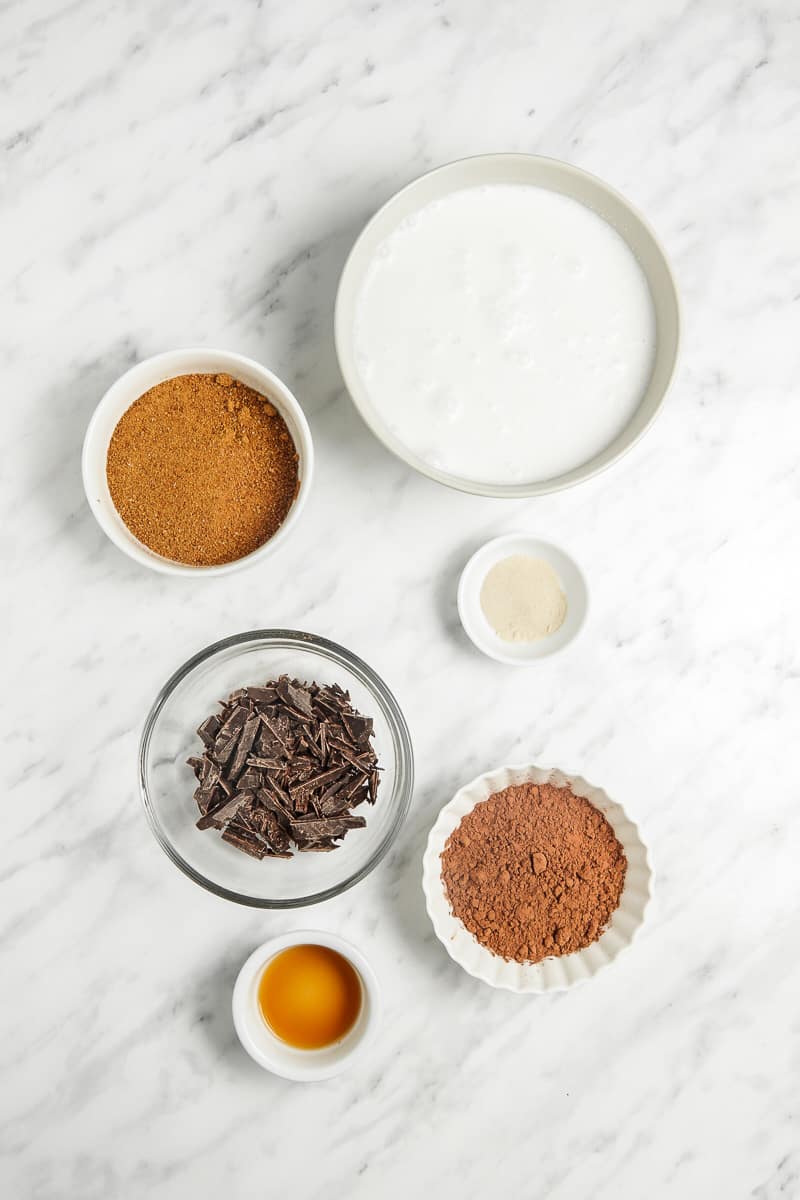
<box><xmin>221</xmin><ymin>827</ymin><xmax>267</xmax><ymax>859</ymax></box>
<box><xmin>236</xmin><ymin>766</ymin><xmax>265</xmax><ymax>793</ymax></box>
<box><xmin>217</xmin><ymin>705</ymin><xmax>249</xmax><ymax>742</ymax></box>
<box><xmin>290</xmin><ymin>764</ymin><xmax>348</xmax><ymax>798</ymax></box>
<box><xmin>343</xmin><ymin>713</ymin><xmax>374</xmax><ymax>745</ymax></box>
<box><xmin>196</xmin><ymin>812</ymin><xmax>220</xmax><ymax>831</ymax></box>
<box><xmin>276</xmin><ymin>677</ymin><xmax>315</xmax><ymax>719</ymax></box>
<box><xmin>194</xmin><ymin>782</ymin><xmax>222</xmax><ymax>815</ymax></box>
<box><xmin>327</xmin><ymin>738</ymin><xmax>374</xmax><ymax>772</ymax></box>
<box><xmin>245</xmin><ymin>686</ymin><xmax>279</xmax><ymax>705</ymax></box>
<box><xmin>263</xmin><ymin>810</ymin><xmax>291</xmax><ymax>853</ymax></box>
<box><xmin>319</xmin><ymin>776</ymin><xmax>353</xmax><ymax>815</ymax></box>
<box><xmin>288</xmin><ymin>814</ymin><xmax>367</xmax><ymax>840</ymax></box>
<box><xmin>258</xmin><ymin>713</ymin><xmax>291</xmax><ymax>752</ymax></box>
<box><xmin>261</xmin><ymin>776</ymin><xmax>293</xmax><ymax>807</ymax></box>
<box><xmin>227</xmin><ymin>713</ymin><xmax>260</xmax><ymax>780</ymax></box>
<box><xmin>196</xmin><ymin>715</ymin><xmax>222</xmax><ymax>747</ymax></box>
<box><xmin>211</xmin><ymin>731</ymin><xmax>239</xmax><ymax>768</ymax></box>
<box><xmin>200</xmin><ymin>790</ymin><xmax>252</xmax><ymax>829</ymax></box>
<box><xmin>257</xmin><ymin>788</ymin><xmax>292</xmax><ymax>826</ymax></box>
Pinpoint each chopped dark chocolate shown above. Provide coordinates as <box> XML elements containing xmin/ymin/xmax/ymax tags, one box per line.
<box><xmin>187</xmin><ymin>674</ymin><xmax>380</xmax><ymax>861</ymax></box>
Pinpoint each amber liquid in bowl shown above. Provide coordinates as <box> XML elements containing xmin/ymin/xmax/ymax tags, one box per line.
<box><xmin>258</xmin><ymin>945</ymin><xmax>362</xmax><ymax>1050</ymax></box>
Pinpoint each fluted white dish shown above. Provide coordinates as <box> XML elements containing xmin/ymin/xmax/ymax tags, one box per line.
<box><xmin>422</xmin><ymin>764</ymin><xmax>653</xmax><ymax>993</ymax></box>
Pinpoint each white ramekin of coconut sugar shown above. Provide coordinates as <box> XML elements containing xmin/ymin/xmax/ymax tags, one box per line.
<box><xmin>335</xmin><ymin>154</ymin><xmax>680</xmax><ymax>498</ymax></box>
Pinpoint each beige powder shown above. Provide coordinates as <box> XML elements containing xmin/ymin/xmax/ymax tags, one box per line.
<box><xmin>480</xmin><ymin>555</ymin><xmax>567</xmax><ymax>642</ymax></box>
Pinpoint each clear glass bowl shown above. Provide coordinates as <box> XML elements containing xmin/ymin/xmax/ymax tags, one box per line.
<box><xmin>139</xmin><ymin>630</ymin><xmax>414</xmax><ymax>907</ymax></box>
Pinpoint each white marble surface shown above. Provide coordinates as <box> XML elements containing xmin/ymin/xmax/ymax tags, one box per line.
<box><xmin>4</xmin><ymin>1</ymin><xmax>800</xmax><ymax>1196</ymax></box>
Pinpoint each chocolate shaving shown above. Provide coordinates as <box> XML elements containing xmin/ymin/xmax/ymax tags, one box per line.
<box><xmin>247</xmin><ymin>756</ymin><xmax>284</xmax><ymax>771</ymax></box>
<box><xmin>188</xmin><ymin>674</ymin><xmax>380</xmax><ymax>861</ymax></box>
<box><xmin>245</xmin><ymin>686</ymin><xmax>279</xmax><ymax>705</ymax></box>
<box><xmin>221</xmin><ymin>827</ymin><xmax>267</xmax><ymax>859</ymax></box>
<box><xmin>227</xmin><ymin>713</ymin><xmax>260</xmax><ymax>781</ymax></box>
<box><xmin>290</xmin><ymin>764</ymin><xmax>348</xmax><ymax>798</ymax></box>
<box><xmin>289</xmin><ymin>814</ymin><xmax>366</xmax><ymax>840</ymax></box>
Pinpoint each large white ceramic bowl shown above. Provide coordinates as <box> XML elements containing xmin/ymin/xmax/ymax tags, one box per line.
<box><xmin>82</xmin><ymin>348</ymin><xmax>314</xmax><ymax>576</ymax></box>
<box><xmin>422</xmin><ymin>764</ymin><xmax>653</xmax><ymax>993</ymax></box>
<box><xmin>335</xmin><ymin>153</ymin><xmax>680</xmax><ymax>497</ymax></box>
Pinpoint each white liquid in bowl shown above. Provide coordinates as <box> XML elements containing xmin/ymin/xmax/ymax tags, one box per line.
<box><xmin>353</xmin><ymin>184</ymin><xmax>656</xmax><ymax>485</ymax></box>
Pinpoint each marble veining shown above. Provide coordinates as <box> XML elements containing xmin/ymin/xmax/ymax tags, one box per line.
<box><xmin>3</xmin><ymin>1</ymin><xmax>800</xmax><ymax>1197</ymax></box>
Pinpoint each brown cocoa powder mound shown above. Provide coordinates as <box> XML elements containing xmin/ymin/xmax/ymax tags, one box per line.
<box><xmin>441</xmin><ymin>782</ymin><xmax>627</xmax><ymax>964</ymax></box>
<box><xmin>106</xmin><ymin>373</ymin><xmax>299</xmax><ymax>566</ymax></box>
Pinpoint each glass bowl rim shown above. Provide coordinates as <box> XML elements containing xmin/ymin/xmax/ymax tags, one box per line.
<box><xmin>139</xmin><ymin>628</ymin><xmax>414</xmax><ymax>908</ymax></box>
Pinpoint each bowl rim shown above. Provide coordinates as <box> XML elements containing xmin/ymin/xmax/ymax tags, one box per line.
<box><xmin>334</xmin><ymin>151</ymin><xmax>681</xmax><ymax>498</ymax></box>
<box><xmin>421</xmin><ymin>762</ymin><xmax>653</xmax><ymax>993</ymax></box>
<box><xmin>81</xmin><ymin>347</ymin><xmax>314</xmax><ymax>577</ymax></box>
<box><xmin>139</xmin><ymin>629</ymin><xmax>414</xmax><ymax>907</ymax></box>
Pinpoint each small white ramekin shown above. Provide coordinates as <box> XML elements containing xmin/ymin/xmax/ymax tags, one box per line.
<box><xmin>457</xmin><ymin>533</ymin><xmax>588</xmax><ymax>665</ymax></box>
<box><xmin>232</xmin><ymin>930</ymin><xmax>380</xmax><ymax>1081</ymax></box>
<box><xmin>81</xmin><ymin>348</ymin><xmax>314</xmax><ymax>576</ymax></box>
<box><xmin>422</xmin><ymin>764</ymin><xmax>653</xmax><ymax>994</ymax></box>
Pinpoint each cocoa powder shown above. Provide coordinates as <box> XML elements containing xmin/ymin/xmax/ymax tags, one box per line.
<box><xmin>106</xmin><ymin>373</ymin><xmax>299</xmax><ymax>566</ymax></box>
<box><xmin>441</xmin><ymin>782</ymin><xmax>626</xmax><ymax>964</ymax></box>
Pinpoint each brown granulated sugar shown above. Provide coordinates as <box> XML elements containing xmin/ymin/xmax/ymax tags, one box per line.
<box><xmin>441</xmin><ymin>782</ymin><xmax>627</xmax><ymax>964</ymax></box>
<box><xmin>106</xmin><ymin>373</ymin><xmax>299</xmax><ymax>566</ymax></box>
